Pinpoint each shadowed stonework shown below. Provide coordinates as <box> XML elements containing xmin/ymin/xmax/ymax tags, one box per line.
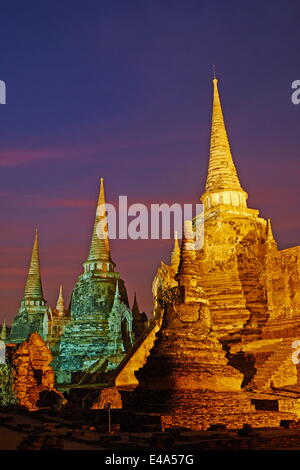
<box><xmin>10</xmin><ymin>333</ymin><xmax>63</xmax><ymax>411</ymax></box>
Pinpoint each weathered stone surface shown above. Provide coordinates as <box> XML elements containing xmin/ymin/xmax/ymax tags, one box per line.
<box><xmin>91</xmin><ymin>387</ymin><xmax>122</xmax><ymax>409</ymax></box>
<box><xmin>246</xmin><ymin>339</ymin><xmax>298</xmax><ymax>391</ymax></box>
<box><xmin>11</xmin><ymin>333</ymin><xmax>61</xmax><ymax>410</ymax></box>
<box><xmin>123</xmin><ymin>229</ymin><xmax>245</xmax><ymax>424</ymax></box>
<box><xmin>0</xmin><ymin>363</ymin><xmax>17</xmax><ymax>406</ymax></box>
<box><xmin>152</xmin><ymin>235</ymin><xmax>180</xmax><ymax>320</ymax></box>
<box><xmin>53</xmin><ymin>281</ymin><xmax>135</xmax><ymax>384</ymax></box>
<box><xmin>160</xmin><ymin>405</ymin><xmax>298</xmax><ymax>431</ymax></box>
<box><xmin>198</xmin><ymin>216</ymin><xmax>268</xmax><ymax>332</ymax></box>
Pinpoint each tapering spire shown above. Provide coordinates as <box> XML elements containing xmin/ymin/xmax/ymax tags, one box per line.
<box><xmin>0</xmin><ymin>320</ymin><xmax>6</xmax><ymax>340</ymax></box>
<box><xmin>206</xmin><ymin>76</ymin><xmax>244</xmax><ymax>192</ymax></box>
<box><xmin>132</xmin><ymin>292</ymin><xmax>140</xmax><ymax>316</ymax></box>
<box><xmin>170</xmin><ymin>231</ymin><xmax>180</xmax><ymax>269</ymax></box>
<box><xmin>201</xmin><ymin>76</ymin><xmax>248</xmax><ymax>210</ymax></box>
<box><xmin>213</xmin><ymin>64</ymin><xmax>216</xmax><ymax>80</ymax></box>
<box><xmin>177</xmin><ymin>221</ymin><xmax>196</xmax><ymax>276</ymax></box>
<box><xmin>132</xmin><ymin>292</ymin><xmax>146</xmax><ymax>338</ymax></box>
<box><xmin>112</xmin><ymin>280</ymin><xmax>121</xmax><ymax>308</ymax></box>
<box><xmin>56</xmin><ymin>285</ymin><xmax>66</xmax><ymax>316</ymax></box>
<box><xmin>266</xmin><ymin>219</ymin><xmax>277</xmax><ymax>250</ymax></box>
<box><xmin>86</xmin><ymin>178</ymin><xmax>113</xmax><ymax>266</ymax></box>
<box><xmin>24</xmin><ymin>230</ymin><xmax>44</xmax><ymax>300</ymax></box>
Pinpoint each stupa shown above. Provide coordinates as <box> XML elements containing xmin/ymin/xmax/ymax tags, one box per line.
<box><xmin>122</xmin><ymin>75</ymin><xmax>300</xmax><ymax>430</ymax></box>
<box><xmin>10</xmin><ymin>230</ymin><xmax>49</xmax><ymax>342</ymax></box>
<box><xmin>53</xmin><ymin>178</ymin><xmax>135</xmax><ymax>384</ymax></box>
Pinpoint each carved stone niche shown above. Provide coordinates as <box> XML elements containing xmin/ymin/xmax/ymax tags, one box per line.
<box><xmin>163</xmin><ymin>299</ymin><xmax>213</xmax><ymax>334</ymax></box>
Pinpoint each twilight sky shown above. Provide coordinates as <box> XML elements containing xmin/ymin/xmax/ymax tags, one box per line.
<box><xmin>0</xmin><ymin>0</ymin><xmax>300</xmax><ymax>323</ymax></box>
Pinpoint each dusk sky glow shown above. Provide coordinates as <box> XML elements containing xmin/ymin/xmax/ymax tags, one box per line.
<box><xmin>1</xmin><ymin>0</ymin><xmax>300</xmax><ymax>322</ymax></box>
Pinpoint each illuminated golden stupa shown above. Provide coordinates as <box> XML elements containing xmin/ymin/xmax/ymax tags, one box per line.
<box><xmin>122</xmin><ymin>76</ymin><xmax>300</xmax><ymax>430</ymax></box>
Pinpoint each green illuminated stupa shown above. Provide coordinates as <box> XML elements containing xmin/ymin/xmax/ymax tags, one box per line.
<box><xmin>10</xmin><ymin>230</ymin><xmax>48</xmax><ymax>342</ymax></box>
<box><xmin>53</xmin><ymin>178</ymin><xmax>135</xmax><ymax>384</ymax></box>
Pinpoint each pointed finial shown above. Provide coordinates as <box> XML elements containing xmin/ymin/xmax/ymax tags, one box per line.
<box><xmin>56</xmin><ymin>284</ymin><xmax>66</xmax><ymax>315</ymax></box>
<box><xmin>171</xmin><ymin>230</ymin><xmax>180</xmax><ymax>268</ymax></box>
<box><xmin>112</xmin><ymin>280</ymin><xmax>122</xmax><ymax>308</ymax></box>
<box><xmin>213</xmin><ymin>64</ymin><xmax>217</xmax><ymax>80</ymax></box>
<box><xmin>176</xmin><ymin>221</ymin><xmax>196</xmax><ymax>277</ymax></box>
<box><xmin>98</xmin><ymin>177</ymin><xmax>105</xmax><ymax>205</ymax></box>
<box><xmin>34</xmin><ymin>228</ymin><xmax>39</xmax><ymax>246</ymax></box>
<box><xmin>132</xmin><ymin>292</ymin><xmax>140</xmax><ymax>316</ymax></box>
<box><xmin>58</xmin><ymin>284</ymin><xmax>64</xmax><ymax>303</ymax></box>
<box><xmin>114</xmin><ymin>280</ymin><xmax>120</xmax><ymax>299</ymax></box>
<box><xmin>86</xmin><ymin>178</ymin><xmax>113</xmax><ymax>265</ymax></box>
<box><xmin>24</xmin><ymin>229</ymin><xmax>44</xmax><ymax>300</ymax></box>
<box><xmin>0</xmin><ymin>320</ymin><xmax>7</xmax><ymax>340</ymax></box>
<box><xmin>201</xmin><ymin>72</ymin><xmax>247</xmax><ymax>206</ymax></box>
<box><xmin>267</xmin><ymin>219</ymin><xmax>273</xmax><ymax>238</ymax></box>
<box><xmin>266</xmin><ymin>219</ymin><xmax>277</xmax><ymax>249</ymax></box>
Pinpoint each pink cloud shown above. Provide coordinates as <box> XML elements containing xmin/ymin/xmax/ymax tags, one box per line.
<box><xmin>0</xmin><ymin>140</ymin><xmax>91</xmax><ymax>167</ymax></box>
<box><xmin>0</xmin><ymin>148</ymin><xmax>55</xmax><ymax>167</ymax></box>
<box><xmin>0</xmin><ymin>123</ymin><xmax>199</xmax><ymax>168</ymax></box>
<box><xmin>0</xmin><ymin>191</ymin><xmax>94</xmax><ymax>209</ymax></box>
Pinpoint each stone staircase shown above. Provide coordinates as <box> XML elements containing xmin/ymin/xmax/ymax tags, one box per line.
<box><xmin>249</xmin><ymin>339</ymin><xmax>297</xmax><ymax>391</ymax></box>
<box><xmin>113</xmin><ymin>317</ymin><xmax>162</xmax><ymax>387</ymax></box>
